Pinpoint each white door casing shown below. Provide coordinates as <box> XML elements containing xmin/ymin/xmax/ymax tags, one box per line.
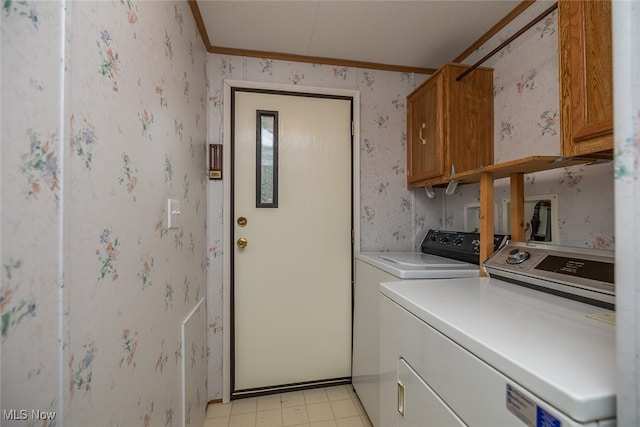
<box><xmin>222</xmin><ymin>82</ymin><xmax>361</xmax><ymax>400</ymax></box>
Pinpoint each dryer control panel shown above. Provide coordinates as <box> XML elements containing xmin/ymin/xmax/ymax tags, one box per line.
<box><xmin>484</xmin><ymin>241</ymin><xmax>615</xmax><ymax>309</ymax></box>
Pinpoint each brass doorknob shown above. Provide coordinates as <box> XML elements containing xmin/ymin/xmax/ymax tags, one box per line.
<box><xmin>237</xmin><ymin>237</ymin><xmax>248</xmax><ymax>249</ymax></box>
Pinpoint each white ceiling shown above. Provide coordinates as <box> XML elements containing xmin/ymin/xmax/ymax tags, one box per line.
<box><xmin>196</xmin><ymin>1</ymin><xmax>522</xmax><ymax>71</ymax></box>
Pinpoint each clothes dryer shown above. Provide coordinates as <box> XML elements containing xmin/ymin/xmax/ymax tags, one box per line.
<box><xmin>379</xmin><ymin>242</ymin><xmax>615</xmax><ymax>426</ymax></box>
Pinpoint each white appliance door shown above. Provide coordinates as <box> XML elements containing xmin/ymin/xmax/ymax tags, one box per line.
<box><xmin>397</xmin><ymin>358</ymin><xmax>465</xmax><ymax>427</ymax></box>
<box><xmin>232</xmin><ymin>90</ymin><xmax>353</xmax><ymax>393</ymax></box>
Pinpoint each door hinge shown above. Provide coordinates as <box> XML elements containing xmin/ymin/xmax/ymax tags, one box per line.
<box><xmin>351</xmin><ymin>229</ymin><xmax>355</xmax><ymax>244</ymax></box>
<box><xmin>351</xmin><ymin>121</ymin><xmax>354</xmax><ymax>136</ymax></box>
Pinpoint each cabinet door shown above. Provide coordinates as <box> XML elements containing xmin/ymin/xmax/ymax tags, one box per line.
<box><xmin>444</xmin><ymin>65</ymin><xmax>494</xmax><ymax>174</ymax></box>
<box><xmin>407</xmin><ymin>75</ymin><xmax>444</xmax><ymax>184</ymax></box>
<box><xmin>397</xmin><ymin>358</ymin><xmax>466</xmax><ymax>427</ymax></box>
<box><xmin>559</xmin><ymin>0</ymin><xmax>613</xmax><ymax>157</ymax></box>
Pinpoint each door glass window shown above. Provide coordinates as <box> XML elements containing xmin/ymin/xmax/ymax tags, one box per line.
<box><xmin>256</xmin><ymin>110</ymin><xmax>278</xmax><ymax>208</ymax></box>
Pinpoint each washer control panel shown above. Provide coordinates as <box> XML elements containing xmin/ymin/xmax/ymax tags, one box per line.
<box><xmin>421</xmin><ymin>230</ymin><xmax>509</xmax><ymax>265</ymax></box>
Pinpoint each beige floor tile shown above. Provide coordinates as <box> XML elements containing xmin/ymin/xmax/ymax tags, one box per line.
<box><xmin>257</xmin><ymin>394</ymin><xmax>283</xmax><ymax>411</ymax></box>
<box><xmin>282</xmin><ymin>405</ymin><xmax>309</xmax><ymax>426</ymax></box>
<box><xmin>351</xmin><ymin>397</ymin><xmax>365</xmax><ymax>416</ymax></box>
<box><xmin>207</xmin><ymin>402</ymin><xmax>233</xmax><ymax>418</ymax></box>
<box><xmin>304</xmin><ymin>388</ymin><xmax>329</xmax><ymax>404</ymax></box>
<box><xmin>306</xmin><ymin>402</ymin><xmax>334</xmax><ymax>423</ymax></box>
<box><xmin>229</xmin><ymin>412</ymin><xmax>257</xmax><ymax>427</ymax></box>
<box><xmin>203</xmin><ymin>386</ymin><xmax>374</xmax><ymax>427</ymax></box>
<box><xmin>232</xmin><ymin>397</ymin><xmax>258</xmax><ymax>415</ymax></box>
<box><xmin>310</xmin><ymin>421</ymin><xmax>337</xmax><ymax>427</ymax></box>
<box><xmin>329</xmin><ymin>399</ymin><xmax>359</xmax><ymax>419</ymax></box>
<box><xmin>204</xmin><ymin>416</ymin><xmax>230</xmax><ymax>427</ymax></box>
<box><xmin>335</xmin><ymin>416</ymin><xmax>364</xmax><ymax>427</ymax></box>
<box><xmin>326</xmin><ymin>386</ymin><xmax>351</xmax><ymax>401</ymax></box>
<box><xmin>346</xmin><ymin>387</ymin><xmax>357</xmax><ymax>399</ymax></box>
<box><xmin>281</xmin><ymin>391</ymin><xmax>306</xmax><ymax>408</ymax></box>
<box><xmin>256</xmin><ymin>408</ymin><xmax>283</xmax><ymax>427</ymax></box>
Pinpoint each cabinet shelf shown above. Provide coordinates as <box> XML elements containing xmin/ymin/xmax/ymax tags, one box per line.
<box><xmin>408</xmin><ymin>155</ymin><xmax>602</xmax><ymax>189</ymax></box>
<box><xmin>412</xmin><ymin>155</ymin><xmax>607</xmax><ymax>276</ymax></box>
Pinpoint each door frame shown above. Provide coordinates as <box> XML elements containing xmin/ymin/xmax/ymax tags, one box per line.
<box><xmin>222</xmin><ymin>80</ymin><xmax>361</xmax><ymax>402</ymax></box>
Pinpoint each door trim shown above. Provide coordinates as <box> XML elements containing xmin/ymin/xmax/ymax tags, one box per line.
<box><xmin>222</xmin><ymin>80</ymin><xmax>361</xmax><ymax>402</ymax></box>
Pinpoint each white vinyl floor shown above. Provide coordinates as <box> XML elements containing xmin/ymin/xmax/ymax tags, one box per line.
<box><xmin>203</xmin><ymin>385</ymin><xmax>373</xmax><ymax>427</ymax></box>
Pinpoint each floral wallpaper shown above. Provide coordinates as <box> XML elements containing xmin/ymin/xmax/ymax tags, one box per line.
<box><xmin>2</xmin><ymin>1</ymin><xmax>207</xmax><ymax>426</ymax></box>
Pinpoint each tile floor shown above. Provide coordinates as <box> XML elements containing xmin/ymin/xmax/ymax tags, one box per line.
<box><xmin>203</xmin><ymin>385</ymin><xmax>373</xmax><ymax>427</ymax></box>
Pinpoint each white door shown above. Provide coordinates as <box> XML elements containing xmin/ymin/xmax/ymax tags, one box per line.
<box><xmin>232</xmin><ymin>89</ymin><xmax>353</xmax><ymax>396</ymax></box>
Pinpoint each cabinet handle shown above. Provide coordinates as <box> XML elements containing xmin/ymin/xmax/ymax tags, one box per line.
<box><xmin>419</xmin><ymin>123</ymin><xmax>427</xmax><ymax>144</ymax></box>
<box><xmin>397</xmin><ymin>380</ymin><xmax>405</xmax><ymax>416</ymax></box>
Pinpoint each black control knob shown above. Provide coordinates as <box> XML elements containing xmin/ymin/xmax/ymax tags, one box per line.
<box><xmin>453</xmin><ymin>237</ymin><xmax>464</xmax><ymax>246</ymax></box>
<box><xmin>506</xmin><ymin>249</ymin><xmax>531</xmax><ymax>264</ymax></box>
<box><xmin>440</xmin><ymin>236</ymin><xmax>449</xmax><ymax>243</ymax></box>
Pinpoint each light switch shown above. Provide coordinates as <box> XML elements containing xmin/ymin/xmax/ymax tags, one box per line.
<box><xmin>168</xmin><ymin>198</ymin><xmax>180</xmax><ymax>229</ymax></box>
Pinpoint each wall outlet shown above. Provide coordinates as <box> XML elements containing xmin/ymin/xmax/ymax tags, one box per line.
<box><xmin>168</xmin><ymin>199</ymin><xmax>180</xmax><ymax>229</ymax></box>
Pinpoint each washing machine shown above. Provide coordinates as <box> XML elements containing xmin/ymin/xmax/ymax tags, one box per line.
<box><xmin>379</xmin><ymin>242</ymin><xmax>616</xmax><ymax>426</ymax></box>
<box><xmin>352</xmin><ymin>229</ymin><xmax>509</xmax><ymax>426</ymax></box>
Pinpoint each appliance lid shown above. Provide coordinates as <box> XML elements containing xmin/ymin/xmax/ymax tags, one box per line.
<box><xmin>379</xmin><ymin>253</ymin><xmax>473</xmax><ymax>268</ymax></box>
<box><xmin>356</xmin><ymin>252</ymin><xmax>480</xmax><ymax>279</ymax></box>
<box><xmin>355</xmin><ymin>229</ymin><xmax>509</xmax><ymax>279</ymax></box>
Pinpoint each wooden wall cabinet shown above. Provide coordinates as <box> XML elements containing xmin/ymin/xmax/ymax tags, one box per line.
<box><xmin>406</xmin><ymin>2</ymin><xmax>614</xmax><ymax>267</ymax></box>
<box><xmin>558</xmin><ymin>0</ymin><xmax>613</xmax><ymax>157</ymax></box>
<box><xmin>407</xmin><ymin>63</ymin><xmax>493</xmax><ymax>188</ymax></box>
